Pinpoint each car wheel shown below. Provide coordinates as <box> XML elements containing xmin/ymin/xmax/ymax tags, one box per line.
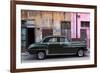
<box><xmin>77</xmin><ymin>49</ymin><xmax>84</xmax><ymax>57</ymax></box>
<box><xmin>37</xmin><ymin>51</ymin><xmax>46</xmax><ymax>60</ymax></box>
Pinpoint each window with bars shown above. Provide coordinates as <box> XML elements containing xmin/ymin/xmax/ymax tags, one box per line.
<box><xmin>61</xmin><ymin>21</ymin><xmax>71</xmax><ymax>40</ymax></box>
<box><xmin>81</xmin><ymin>21</ymin><xmax>90</xmax><ymax>27</ymax></box>
<box><xmin>61</xmin><ymin>21</ymin><xmax>71</xmax><ymax>29</ymax></box>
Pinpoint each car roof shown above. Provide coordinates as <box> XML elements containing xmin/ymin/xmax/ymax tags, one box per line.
<box><xmin>44</xmin><ymin>35</ymin><xmax>67</xmax><ymax>38</ymax></box>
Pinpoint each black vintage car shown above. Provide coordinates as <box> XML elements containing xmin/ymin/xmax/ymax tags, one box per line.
<box><xmin>27</xmin><ymin>36</ymin><xmax>87</xmax><ymax>60</ymax></box>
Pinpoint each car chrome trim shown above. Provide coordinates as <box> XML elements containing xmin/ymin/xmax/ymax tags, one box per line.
<box><xmin>47</xmin><ymin>53</ymin><xmax>76</xmax><ymax>56</ymax></box>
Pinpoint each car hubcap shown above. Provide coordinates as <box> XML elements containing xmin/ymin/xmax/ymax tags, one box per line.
<box><xmin>78</xmin><ymin>50</ymin><xmax>84</xmax><ymax>57</ymax></box>
<box><xmin>38</xmin><ymin>52</ymin><xmax>45</xmax><ymax>59</ymax></box>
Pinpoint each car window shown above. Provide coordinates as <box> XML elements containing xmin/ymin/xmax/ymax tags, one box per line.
<box><xmin>48</xmin><ymin>37</ymin><xmax>57</xmax><ymax>43</ymax></box>
<box><xmin>60</xmin><ymin>37</ymin><xmax>68</xmax><ymax>42</ymax></box>
<box><xmin>42</xmin><ymin>37</ymin><xmax>57</xmax><ymax>43</ymax></box>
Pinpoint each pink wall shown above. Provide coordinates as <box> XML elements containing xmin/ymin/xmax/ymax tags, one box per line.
<box><xmin>71</xmin><ymin>12</ymin><xmax>90</xmax><ymax>48</ymax></box>
<box><xmin>77</xmin><ymin>13</ymin><xmax>90</xmax><ymax>38</ymax></box>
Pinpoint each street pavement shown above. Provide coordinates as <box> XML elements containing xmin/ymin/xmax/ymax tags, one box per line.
<box><xmin>21</xmin><ymin>52</ymin><xmax>90</xmax><ymax>63</ymax></box>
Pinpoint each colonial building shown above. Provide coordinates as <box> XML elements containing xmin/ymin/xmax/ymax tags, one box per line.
<box><xmin>21</xmin><ymin>10</ymin><xmax>90</xmax><ymax>51</ymax></box>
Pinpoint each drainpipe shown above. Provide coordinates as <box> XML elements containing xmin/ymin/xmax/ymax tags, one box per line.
<box><xmin>76</xmin><ymin>12</ymin><xmax>78</xmax><ymax>39</ymax></box>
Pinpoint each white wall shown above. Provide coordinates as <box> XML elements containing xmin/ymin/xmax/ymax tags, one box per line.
<box><xmin>0</xmin><ymin>0</ymin><xmax>100</xmax><ymax>73</ymax></box>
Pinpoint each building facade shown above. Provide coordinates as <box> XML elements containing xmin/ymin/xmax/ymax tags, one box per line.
<box><xmin>21</xmin><ymin>10</ymin><xmax>90</xmax><ymax>51</ymax></box>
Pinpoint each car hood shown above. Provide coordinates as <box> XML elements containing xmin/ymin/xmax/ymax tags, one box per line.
<box><xmin>28</xmin><ymin>43</ymin><xmax>40</xmax><ymax>49</ymax></box>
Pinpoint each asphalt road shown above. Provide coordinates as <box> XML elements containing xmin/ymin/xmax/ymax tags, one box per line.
<box><xmin>21</xmin><ymin>52</ymin><xmax>90</xmax><ymax>63</ymax></box>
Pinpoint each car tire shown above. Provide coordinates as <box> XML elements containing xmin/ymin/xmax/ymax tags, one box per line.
<box><xmin>77</xmin><ymin>49</ymin><xmax>84</xmax><ymax>57</ymax></box>
<box><xmin>37</xmin><ymin>51</ymin><xmax>46</xmax><ymax>60</ymax></box>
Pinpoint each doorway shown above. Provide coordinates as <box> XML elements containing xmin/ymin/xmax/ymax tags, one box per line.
<box><xmin>80</xmin><ymin>29</ymin><xmax>87</xmax><ymax>41</ymax></box>
<box><xmin>27</xmin><ymin>28</ymin><xmax>35</xmax><ymax>47</ymax></box>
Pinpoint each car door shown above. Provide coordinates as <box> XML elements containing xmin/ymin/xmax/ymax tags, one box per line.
<box><xmin>47</xmin><ymin>37</ymin><xmax>61</xmax><ymax>54</ymax></box>
<box><xmin>60</xmin><ymin>37</ymin><xmax>76</xmax><ymax>54</ymax></box>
